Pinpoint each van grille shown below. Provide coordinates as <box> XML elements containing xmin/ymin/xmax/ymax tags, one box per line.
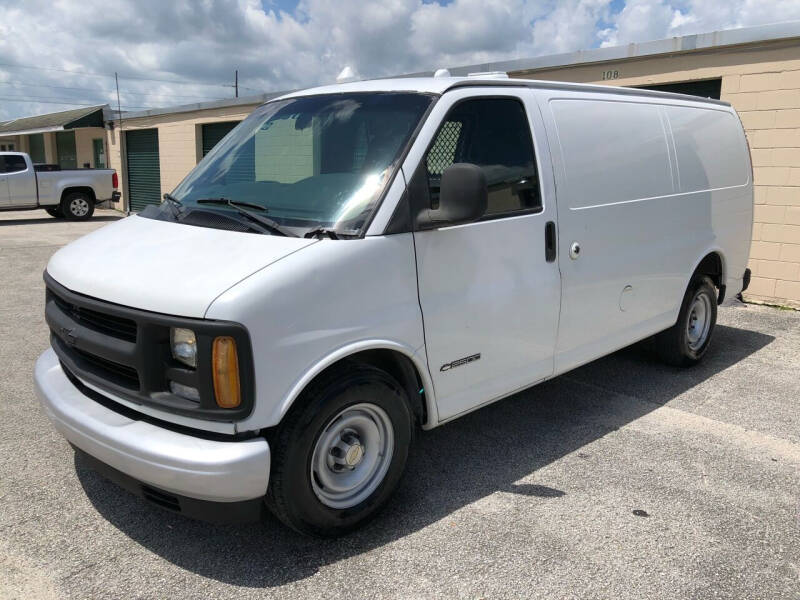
<box><xmin>70</xmin><ymin>344</ymin><xmax>140</xmax><ymax>390</ymax></box>
<box><xmin>45</xmin><ymin>271</ymin><xmax>255</xmax><ymax>422</ymax></box>
<box><xmin>49</xmin><ymin>290</ymin><xmax>137</xmax><ymax>342</ymax></box>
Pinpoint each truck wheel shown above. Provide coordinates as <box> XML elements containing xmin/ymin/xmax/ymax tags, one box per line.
<box><xmin>656</xmin><ymin>276</ymin><xmax>717</xmax><ymax>367</ymax></box>
<box><xmin>266</xmin><ymin>360</ymin><xmax>413</xmax><ymax>537</ymax></box>
<box><xmin>45</xmin><ymin>206</ymin><xmax>63</xmax><ymax>218</ymax></box>
<box><xmin>61</xmin><ymin>192</ymin><xmax>95</xmax><ymax>221</ymax></box>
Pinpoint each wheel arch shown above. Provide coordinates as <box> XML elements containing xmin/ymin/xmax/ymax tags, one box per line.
<box><xmin>61</xmin><ymin>186</ymin><xmax>97</xmax><ymax>203</ymax></box>
<box><xmin>276</xmin><ymin>341</ymin><xmax>438</xmax><ymax>430</ymax></box>
<box><xmin>688</xmin><ymin>249</ymin><xmax>727</xmax><ymax>304</ymax></box>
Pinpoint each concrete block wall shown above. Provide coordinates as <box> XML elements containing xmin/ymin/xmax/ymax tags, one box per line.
<box><xmin>254</xmin><ymin>117</ymin><xmax>315</xmax><ymax>183</ymax></box>
<box><xmin>74</xmin><ymin>128</ymin><xmax>106</xmax><ymax>168</ymax></box>
<box><xmin>513</xmin><ymin>40</ymin><xmax>800</xmax><ymax>308</ymax></box>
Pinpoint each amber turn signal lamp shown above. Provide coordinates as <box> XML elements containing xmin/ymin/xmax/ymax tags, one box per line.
<box><xmin>212</xmin><ymin>336</ymin><xmax>241</xmax><ymax>409</ymax></box>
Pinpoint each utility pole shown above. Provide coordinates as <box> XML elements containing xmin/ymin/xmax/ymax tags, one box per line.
<box><xmin>114</xmin><ymin>72</ymin><xmax>130</xmax><ymax>216</ymax></box>
<box><xmin>235</xmin><ymin>69</ymin><xmax>239</xmax><ymax>98</ymax></box>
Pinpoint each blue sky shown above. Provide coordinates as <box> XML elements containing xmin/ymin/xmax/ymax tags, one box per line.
<box><xmin>1</xmin><ymin>0</ymin><xmax>797</xmax><ymax>121</ymax></box>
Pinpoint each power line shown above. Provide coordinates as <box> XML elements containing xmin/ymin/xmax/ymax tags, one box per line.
<box><xmin>0</xmin><ymin>80</ymin><xmax>224</xmax><ymax>100</ymax></box>
<box><xmin>0</xmin><ymin>96</ymin><xmax>153</xmax><ymax>109</ymax></box>
<box><xmin>0</xmin><ymin>60</ymin><xmax>232</xmax><ymax>88</ymax></box>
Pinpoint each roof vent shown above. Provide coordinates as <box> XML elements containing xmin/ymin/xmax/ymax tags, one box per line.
<box><xmin>467</xmin><ymin>71</ymin><xmax>509</xmax><ymax>79</ymax></box>
<box><xmin>433</xmin><ymin>68</ymin><xmax>451</xmax><ymax>78</ymax></box>
<box><xmin>336</xmin><ymin>66</ymin><xmax>359</xmax><ymax>84</ymax></box>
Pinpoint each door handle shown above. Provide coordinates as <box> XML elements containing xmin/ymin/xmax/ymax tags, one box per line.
<box><xmin>545</xmin><ymin>221</ymin><xmax>556</xmax><ymax>262</ymax></box>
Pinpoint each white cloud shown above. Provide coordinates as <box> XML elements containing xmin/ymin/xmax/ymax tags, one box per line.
<box><xmin>0</xmin><ymin>0</ymin><xmax>799</xmax><ymax>121</ymax></box>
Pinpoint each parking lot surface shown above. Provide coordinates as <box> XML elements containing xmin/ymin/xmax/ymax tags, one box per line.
<box><xmin>1</xmin><ymin>210</ymin><xmax>798</xmax><ymax>599</ymax></box>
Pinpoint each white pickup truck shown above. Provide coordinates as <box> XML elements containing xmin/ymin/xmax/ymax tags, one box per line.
<box><xmin>0</xmin><ymin>151</ymin><xmax>119</xmax><ymax>220</ymax></box>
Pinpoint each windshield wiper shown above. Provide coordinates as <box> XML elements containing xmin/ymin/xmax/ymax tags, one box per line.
<box><xmin>197</xmin><ymin>197</ymin><xmax>267</xmax><ymax>212</ymax></box>
<box><xmin>162</xmin><ymin>193</ymin><xmax>183</xmax><ymax>219</ymax></box>
<box><xmin>303</xmin><ymin>227</ymin><xmax>360</xmax><ymax>240</ymax></box>
<box><xmin>196</xmin><ymin>197</ymin><xmax>297</xmax><ymax>237</ymax></box>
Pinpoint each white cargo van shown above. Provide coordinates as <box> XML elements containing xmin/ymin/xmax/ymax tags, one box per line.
<box><xmin>34</xmin><ymin>76</ymin><xmax>753</xmax><ymax>536</ymax></box>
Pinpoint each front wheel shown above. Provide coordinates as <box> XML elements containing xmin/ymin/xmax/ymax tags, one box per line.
<box><xmin>61</xmin><ymin>192</ymin><xmax>95</xmax><ymax>221</ymax></box>
<box><xmin>656</xmin><ymin>276</ymin><xmax>717</xmax><ymax>367</ymax></box>
<box><xmin>266</xmin><ymin>361</ymin><xmax>413</xmax><ymax>537</ymax></box>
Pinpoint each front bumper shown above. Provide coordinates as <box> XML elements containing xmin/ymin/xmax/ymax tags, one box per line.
<box><xmin>34</xmin><ymin>348</ymin><xmax>270</xmax><ymax>510</ymax></box>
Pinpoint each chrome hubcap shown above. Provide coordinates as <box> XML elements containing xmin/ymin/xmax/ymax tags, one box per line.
<box><xmin>686</xmin><ymin>291</ymin><xmax>712</xmax><ymax>351</ymax></box>
<box><xmin>70</xmin><ymin>197</ymin><xmax>89</xmax><ymax>217</ymax></box>
<box><xmin>311</xmin><ymin>403</ymin><xmax>394</xmax><ymax>509</ymax></box>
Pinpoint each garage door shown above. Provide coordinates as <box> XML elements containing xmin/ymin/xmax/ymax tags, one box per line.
<box><xmin>56</xmin><ymin>131</ymin><xmax>77</xmax><ymax>169</ymax></box>
<box><xmin>201</xmin><ymin>121</ymin><xmax>239</xmax><ymax>157</ymax></box>
<box><xmin>126</xmin><ymin>129</ymin><xmax>161</xmax><ymax>212</ymax></box>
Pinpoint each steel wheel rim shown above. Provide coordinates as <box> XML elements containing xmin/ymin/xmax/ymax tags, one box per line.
<box><xmin>310</xmin><ymin>403</ymin><xmax>394</xmax><ymax>509</ymax></box>
<box><xmin>686</xmin><ymin>291</ymin><xmax>712</xmax><ymax>351</ymax></box>
<box><xmin>69</xmin><ymin>197</ymin><xmax>89</xmax><ymax>217</ymax></box>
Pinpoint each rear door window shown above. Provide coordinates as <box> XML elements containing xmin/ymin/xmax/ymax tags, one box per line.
<box><xmin>0</xmin><ymin>155</ymin><xmax>27</xmax><ymax>174</ymax></box>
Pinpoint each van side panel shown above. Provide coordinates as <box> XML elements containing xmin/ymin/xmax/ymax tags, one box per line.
<box><xmin>665</xmin><ymin>105</ymin><xmax>753</xmax><ymax>295</ymax></box>
<box><xmin>540</xmin><ymin>91</ymin><xmax>752</xmax><ymax>375</ymax></box>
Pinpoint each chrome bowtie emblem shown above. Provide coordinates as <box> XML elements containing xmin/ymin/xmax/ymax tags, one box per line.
<box><xmin>59</xmin><ymin>326</ymin><xmax>77</xmax><ymax>346</ymax></box>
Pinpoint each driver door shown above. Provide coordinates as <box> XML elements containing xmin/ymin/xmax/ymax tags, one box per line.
<box><xmin>408</xmin><ymin>89</ymin><xmax>561</xmax><ymax>421</ymax></box>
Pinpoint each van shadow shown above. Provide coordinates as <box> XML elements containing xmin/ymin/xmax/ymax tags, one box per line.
<box><xmin>75</xmin><ymin>323</ymin><xmax>773</xmax><ymax>588</ymax></box>
<box><xmin>0</xmin><ymin>216</ymin><xmax>121</xmax><ymax>226</ymax></box>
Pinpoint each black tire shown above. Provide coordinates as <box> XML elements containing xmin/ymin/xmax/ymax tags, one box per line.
<box><xmin>656</xmin><ymin>276</ymin><xmax>717</xmax><ymax>367</ymax></box>
<box><xmin>266</xmin><ymin>360</ymin><xmax>413</xmax><ymax>537</ymax></box>
<box><xmin>60</xmin><ymin>192</ymin><xmax>95</xmax><ymax>221</ymax></box>
<box><xmin>45</xmin><ymin>206</ymin><xmax>63</xmax><ymax>218</ymax></box>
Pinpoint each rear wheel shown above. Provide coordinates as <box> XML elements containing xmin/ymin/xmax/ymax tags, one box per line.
<box><xmin>656</xmin><ymin>276</ymin><xmax>717</xmax><ymax>367</ymax></box>
<box><xmin>45</xmin><ymin>206</ymin><xmax>63</xmax><ymax>218</ymax></box>
<box><xmin>266</xmin><ymin>360</ymin><xmax>413</xmax><ymax>537</ymax></box>
<box><xmin>61</xmin><ymin>192</ymin><xmax>95</xmax><ymax>221</ymax></box>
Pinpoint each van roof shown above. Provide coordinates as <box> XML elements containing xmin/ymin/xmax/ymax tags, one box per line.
<box><xmin>276</xmin><ymin>76</ymin><xmax>731</xmax><ymax>108</ymax></box>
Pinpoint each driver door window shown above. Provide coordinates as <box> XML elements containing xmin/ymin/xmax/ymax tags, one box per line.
<box><xmin>425</xmin><ymin>97</ymin><xmax>541</xmax><ymax>219</ymax></box>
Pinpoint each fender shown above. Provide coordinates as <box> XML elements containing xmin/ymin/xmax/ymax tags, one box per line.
<box><xmin>275</xmin><ymin>339</ymin><xmax>439</xmax><ymax>430</ymax></box>
<box><xmin>680</xmin><ymin>246</ymin><xmax>727</xmax><ymax>313</ymax></box>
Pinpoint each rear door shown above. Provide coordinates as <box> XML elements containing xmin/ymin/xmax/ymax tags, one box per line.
<box><xmin>537</xmin><ymin>90</ymin><xmax>680</xmax><ymax>374</ymax></box>
<box><xmin>409</xmin><ymin>88</ymin><xmax>561</xmax><ymax>421</ymax></box>
<box><xmin>0</xmin><ymin>157</ymin><xmax>10</xmax><ymax>206</ymax></box>
<box><xmin>2</xmin><ymin>154</ymin><xmax>37</xmax><ymax>207</ymax></box>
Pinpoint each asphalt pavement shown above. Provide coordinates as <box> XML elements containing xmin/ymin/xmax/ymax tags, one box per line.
<box><xmin>1</xmin><ymin>209</ymin><xmax>798</xmax><ymax>599</ymax></box>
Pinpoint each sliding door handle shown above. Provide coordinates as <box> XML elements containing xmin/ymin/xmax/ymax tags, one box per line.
<box><xmin>545</xmin><ymin>221</ymin><xmax>556</xmax><ymax>262</ymax></box>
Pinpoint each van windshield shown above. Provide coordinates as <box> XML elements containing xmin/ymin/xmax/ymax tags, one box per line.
<box><xmin>169</xmin><ymin>92</ymin><xmax>433</xmax><ymax>235</ymax></box>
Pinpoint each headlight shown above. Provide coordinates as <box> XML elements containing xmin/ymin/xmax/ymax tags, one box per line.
<box><xmin>171</xmin><ymin>327</ymin><xmax>197</xmax><ymax>368</ymax></box>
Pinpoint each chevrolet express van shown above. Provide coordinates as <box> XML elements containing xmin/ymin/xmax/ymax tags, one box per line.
<box><xmin>35</xmin><ymin>76</ymin><xmax>753</xmax><ymax>536</ymax></box>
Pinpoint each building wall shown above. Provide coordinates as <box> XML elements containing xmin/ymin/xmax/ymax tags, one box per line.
<box><xmin>74</xmin><ymin>127</ymin><xmax>107</xmax><ymax>168</ymax></box>
<box><xmin>44</xmin><ymin>132</ymin><xmax>57</xmax><ymax>164</ymax></box>
<box><xmin>106</xmin><ymin>104</ymin><xmax>257</xmax><ymax>211</ymax></box>
<box><xmin>511</xmin><ymin>38</ymin><xmax>800</xmax><ymax>307</ymax></box>
<box><xmin>0</xmin><ymin>135</ymin><xmax>20</xmax><ymax>150</ymax></box>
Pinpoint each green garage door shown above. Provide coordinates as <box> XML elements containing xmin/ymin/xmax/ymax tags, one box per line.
<box><xmin>56</xmin><ymin>131</ymin><xmax>77</xmax><ymax>169</ymax></box>
<box><xmin>201</xmin><ymin>121</ymin><xmax>239</xmax><ymax>157</ymax></box>
<box><xmin>28</xmin><ymin>134</ymin><xmax>46</xmax><ymax>164</ymax></box>
<box><xmin>126</xmin><ymin>129</ymin><xmax>161</xmax><ymax>212</ymax></box>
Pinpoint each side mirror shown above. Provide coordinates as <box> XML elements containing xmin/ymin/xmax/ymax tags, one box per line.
<box><xmin>424</xmin><ymin>163</ymin><xmax>487</xmax><ymax>228</ymax></box>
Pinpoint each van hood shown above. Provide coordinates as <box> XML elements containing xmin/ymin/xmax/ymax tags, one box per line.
<box><xmin>46</xmin><ymin>215</ymin><xmax>317</xmax><ymax>318</ymax></box>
